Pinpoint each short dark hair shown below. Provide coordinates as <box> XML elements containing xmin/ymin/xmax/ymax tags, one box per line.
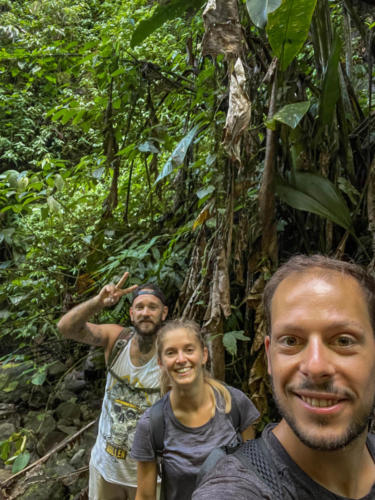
<box><xmin>131</xmin><ymin>283</ymin><xmax>167</xmax><ymax>306</ymax></box>
<box><xmin>263</xmin><ymin>254</ymin><xmax>375</xmax><ymax>335</ymax></box>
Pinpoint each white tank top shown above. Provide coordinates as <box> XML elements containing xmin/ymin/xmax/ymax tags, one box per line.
<box><xmin>91</xmin><ymin>336</ymin><xmax>160</xmax><ymax>486</ymax></box>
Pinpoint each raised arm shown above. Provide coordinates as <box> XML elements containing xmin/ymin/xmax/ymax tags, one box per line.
<box><xmin>57</xmin><ymin>272</ymin><xmax>137</xmax><ymax>356</ymax></box>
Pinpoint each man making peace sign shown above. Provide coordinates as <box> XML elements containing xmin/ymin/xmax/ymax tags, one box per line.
<box><xmin>58</xmin><ymin>273</ymin><xmax>168</xmax><ymax>500</ymax></box>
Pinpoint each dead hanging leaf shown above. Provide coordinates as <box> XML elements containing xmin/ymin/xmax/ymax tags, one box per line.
<box><xmin>245</xmin><ymin>275</ymin><xmax>267</xmax><ymax>353</ymax></box>
<box><xmin>233</xmin><ymin>213</ymin><xmax>248</xmax><ymax>283</ymax></box>
<box><xmin>193</xmin><ymin>199</ymin><xmax>215</xmax><ymax>230</ymax></box>
<box><xmin>223</xmin><ymin>57</ymin><xmax>251</xmax><ymax>164</ymax></box>
<box><xmin>204</xmin><ymin>246</ymin><xmax>231</xmax><ymax>330</ymax></box>
<box><xmin>202</xmin><ymin>0</ymin><xmax>242</xmax><ymax>57</ymax></box>
<box><xmin>249</xmin><ymin>347</ymin><xmax>270</xmax><ymax>417</ymax></box>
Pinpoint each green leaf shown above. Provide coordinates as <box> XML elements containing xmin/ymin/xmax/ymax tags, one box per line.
<box><xmin>276</xmin><ymin>172</ymin><xmax>354</xmax><ymax>233</ymax></box>
<box><xmin>131</xmin><ymin>0</ymin><xmax>205</xmax><ymax>47</ymax></box>
<box><xmin>318</xmin><ymin>35</ymin><xmax>342</xmax><ymax>127</ymax></box>
<box><xmin>47</xmin><ymin>196</ymin><xmax>61</xmax><ymax>214</ymax></box>
<box><xmin>0</xmin><ymin>440</ymin><xmax>10</xmax><ymax>461</ymax></box>
<box><xmin>266</xmin><ymin>101</ymin><xmax>310</xmax><ymax>130</ymax></box>
<box><xmin>3</xmin><ymin>380</ymin><xmax>18</xmax><ymax>392</ymax></box>
<box><xmin>138</xmin><ymin>141</ymin><xmax>159</xmax><ymax>154</ymax></box>
<box><xmin>196</xmin><ymin>185</ymin><xmax>215</xmax><ymax>199</ymax></box>
<box><xmin>31</xmin><ymin>370</ymin><xmax>47</xmax><ymax>386</ymax></box>
<box><xmin>156</xmin><ymin>124</ymin><xmax>200</xmax><ymax>183</ymax></box>
<box><xmin>246</xmin><ymin>0</ymin><xmax>281</xmax><ymax>29</ymax></box>
<box><xmin>267</xmin><ymin>0</ymin><xmax>318</xmax><ymax>71</ymax></box>
<box><xmin>223</xmin><ymin>331</ymin><xmax>250</xmax><ymax>357</ymax></box>
<box><xmin>12</xmin><ymin>452</ymin><xmax>30</xmax><ymax>474</ymax></box>
<box><xmin>54</xmin><ymin>174</ymin><xmax>64</xmax><ymax>191</ymax></box>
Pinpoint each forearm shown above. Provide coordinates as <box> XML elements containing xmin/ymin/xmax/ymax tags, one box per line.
<box><xmin>135</xmin><ymin>492</ymin><xmax>156</xmax><ymax>500</ymax></box>
<box><xmin>57</xmin><ymin>295</ymin><xmax>103</xmax><ymax>343</ymax></box>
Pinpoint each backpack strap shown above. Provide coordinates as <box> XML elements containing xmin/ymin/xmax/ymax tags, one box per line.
<box><xmin>233</xmin><ymin>438</ymin><xmax>284</xmax><ymax>499</ymax></box>
<box><xmin>106</xmin><ymin>327</ymin><xmax>134</xmax><ymax>369</ymax></box>
<box><xmin>149</xmin><ymin>397</ymin><xmax>165</xmax><ymax>457</ymax></box>
<box><xmin>149</xmin><ymin>397</ymin><xmax>167</xmax><ymax>500</ymax></box>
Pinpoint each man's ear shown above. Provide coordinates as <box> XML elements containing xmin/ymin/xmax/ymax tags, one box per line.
<box><xmin>264</xmin><ymin>336</ymin><xmax>272</xmax><ymax>376</ymax></box>
<box><xmin>162</xmin><ymin>306</ymin><xmax>168</xmax><ymax>321</ymax></box>
<box><xmin>129</xmin><ymin>307</ymin><xmax>134</xmax><ymax>322</ymax></box>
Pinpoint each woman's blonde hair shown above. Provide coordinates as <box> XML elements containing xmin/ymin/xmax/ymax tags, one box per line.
<box><xmin>156</xmin><ymin>319</ymin><xmax>232</xmax><ymax>413</ymax></box>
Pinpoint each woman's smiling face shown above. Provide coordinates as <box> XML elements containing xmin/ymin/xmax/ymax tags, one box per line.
<box><xmin>158</xmin><ymin>327</ymin><xmax>208</xmax><ymax>388</ymax></box>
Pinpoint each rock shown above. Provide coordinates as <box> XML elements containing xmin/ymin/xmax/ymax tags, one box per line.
<box><xmin>36</xmin><ymin>430</ymin><xmax>67</xmax><ymax>456</ymax></box>
<box><xmin>0</xmin><ymin>422</ymin><xmax>15</xmax><ymax>440</ymax></box>
<box><xmin>0</xmin><ymin>467</ymin><xmax>12</xmax><ymax>482</ymax></box>
<box><xmin>57</xmin><ymin>423</ymin><xmax>78</xmax><ymax>435</ymax></box>
<box><xmin>55</xmin><ymin>401</ymin><xmax>81</xmax><ymax>422</ymax></box>
<box><xmin>69</xmin><ymin>448</ymin><xmax>85</xmax><ymax>466</ymax></box>
<box><xmin>62</xmin><ymin>370</ymin><xmax>86</xmax><ymax>393</ymax></box>
<box><xmin>19</xmin><ymin>480</ymin><xmax>68</xmax><ymax>499</ymax></box>
<box><xmin>0</xmin><ymin>361</ymin><xmax>34</xmax><ymax>403</ymax></box>
<box><xmin>47</xmin><ymin>360</ymin><xmax>66</xmax><ymax>377</ymax></box>
<box><xmin>23</xmin><ymin>411</ymin><xmax>56</xmax><ymax>434</ymax></box>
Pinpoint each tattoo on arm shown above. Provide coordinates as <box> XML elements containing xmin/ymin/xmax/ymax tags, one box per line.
<box><xmin>57</xmin><ymin>296</ymin><xmax>105</xmax><ymax>346</ymax></box>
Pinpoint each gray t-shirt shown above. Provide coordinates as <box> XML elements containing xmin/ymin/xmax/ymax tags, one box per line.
<box><xmin>131</xmin><ymin>386</ymin><xmax>259</xmax><ymax>500</ymax></box>
<box><xmin>192</xmin><ymin>424</ymin><xmax>375</xmax><ymax>500</ymax></box>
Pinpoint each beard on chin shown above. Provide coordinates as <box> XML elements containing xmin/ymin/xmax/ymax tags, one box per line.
<box><xmin>271</xmin><ymin>376</ymin><xmax>375</xmax><ymax>451</ymax></box>
<box><xmin>134</xmin><ymin>319</ymin><xmax>162</xmax><ymax>336</ymax></box>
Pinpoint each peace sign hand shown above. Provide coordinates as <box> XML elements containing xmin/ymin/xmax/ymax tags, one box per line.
<box><xmin>97</xmin><ymin>272</ymin><xmax>138</xmax><ymax>308</ymax></box>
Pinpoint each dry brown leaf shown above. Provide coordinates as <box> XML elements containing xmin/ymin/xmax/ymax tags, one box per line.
<box><xmin>223</xmin><ymin>57</ymin><xmax>251</xmax><ymax>164</ymax></box>
<box><xmin>202</xmin><ymin>0</ymin><xmax>242</xmax><ymax>57</ymax></box>
<box><xmin>192</xmin><ymin>200</ymin><xmax>214</xmax><ymax>230</ymax></box>
<box><xmin>248</xmin><ymin>347</ymin><xmax>270</xmax><ymax>417</ymax></box>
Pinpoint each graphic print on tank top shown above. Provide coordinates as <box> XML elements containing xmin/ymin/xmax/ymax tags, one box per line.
<box><xmin>105</xmin><ymin>375</ymin><xmax>158</xmax><ymax>459</ymax></box>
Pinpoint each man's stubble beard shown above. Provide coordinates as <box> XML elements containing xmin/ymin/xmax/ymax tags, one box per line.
<box><xmin>270</xmin><ymin>375</ymin><xmax>375</xmax><ymax>451</ymax></box>
<box><xmin>133</xmin><ymin>319</ymin><xmax>163</xmax><ymax>354</ymax></box>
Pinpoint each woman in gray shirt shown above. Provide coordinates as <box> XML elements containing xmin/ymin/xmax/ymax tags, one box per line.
<box><xmin>131</xmin><ymin>319</ymin><xmax>259</xmax><ymax>500</ymax></box>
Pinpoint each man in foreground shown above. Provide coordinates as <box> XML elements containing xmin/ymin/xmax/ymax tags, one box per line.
<box><xmin>58</xmin><ymin>272</ymin><xmax>168</xmax><ymax>500</ymax></box>
<box><xmin>193</xmin><ymin>255</ymin><xmax>375</xmax><ymax>499</ymax></box>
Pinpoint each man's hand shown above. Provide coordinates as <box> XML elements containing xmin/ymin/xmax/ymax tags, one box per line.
<box><xmin>57</xmin><ymin>271</ymin><xmax>138</xmax><ymax>347</ymax></box>
<box><xmin>98</xmin><ymin>271</ymin><xmax>138</xmax><ymax>308</ymax></box>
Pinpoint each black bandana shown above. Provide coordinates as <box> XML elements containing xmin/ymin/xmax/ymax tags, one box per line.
<box><xmin>131</xmin><ymin>289</ymin><xmax>167</xmax><ymax>305</ymax></box>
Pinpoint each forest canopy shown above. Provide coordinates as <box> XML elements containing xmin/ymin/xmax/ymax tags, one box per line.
<box><xmin>1</xmin><ymin>0</ymin><xmax>375</xmax><ymax>417</ymax></box>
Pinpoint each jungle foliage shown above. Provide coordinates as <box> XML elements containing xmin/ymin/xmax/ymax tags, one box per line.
<box><xmin>1</xmin><ymin>0</ymin><xmax>375</xmax><ymax>420</ymax></box>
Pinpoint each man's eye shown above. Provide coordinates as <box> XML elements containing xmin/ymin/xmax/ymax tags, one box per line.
<box><xmin>334</xmin><ymin>335</ymin><xmax>355</xmax><ymax>347</ymax></box>
<box><xmin>280</xmin><ymin>336</ymin><xmax>299</xmax><ymax>347</ymax></box>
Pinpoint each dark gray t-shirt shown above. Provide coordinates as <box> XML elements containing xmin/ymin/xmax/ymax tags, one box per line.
<box><xmin>192</xmin><ymin>424</ymin><xmax>375</xmax><ymax>500</ymax></box>
<box><xmin>131</xmin><ymin>387</ymin><xmax>259</xmax><ymax>500</ymax></box>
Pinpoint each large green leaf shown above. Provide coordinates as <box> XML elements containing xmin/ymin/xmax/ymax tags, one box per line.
<box><xmin>319</xmin><ymin>35</ymin><xmax>342</xmax><ymax>127</ymax></box>
<box><xmin>276</xmin><ymin>172</ymin><xmax>354</xmax><ymax>233</ymax></box>
<box><xmin>266</xmin><ymin>101</ymin><xmax>310</xmax><ymax>130</ymax></box>
<box><xmin>267</xmin><ymin>0</ymin><xmax>317</xmax><ymax>71</ymax></box>
<box><xmin>156</xmin><ymin>125</ymin><xmax>200</xmax><ymax>183</ymax></box>
<box><xmin>131</xmin><ymin>0</ymin><xmax>205</xmax><ymax>48</ymax></box>
<box><xmin>12</xmin><ymin>452</ymin><xmax>30</xmax><ymax>474</ymax></box>
<box><xmin>246</xmin><ymin>0</ymin><xmax>281</xmax><ymax>29</ymax></box>
<box><xmin>223</xmin><ymin>331</ymin><xmax>250</xmax><ymax>357</ymax></box>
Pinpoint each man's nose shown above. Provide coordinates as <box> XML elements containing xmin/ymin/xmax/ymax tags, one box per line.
<box><xmin>300</xmin><ymin>336</ymin><xmax>334</xmax><ymax>380</ymax></box>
